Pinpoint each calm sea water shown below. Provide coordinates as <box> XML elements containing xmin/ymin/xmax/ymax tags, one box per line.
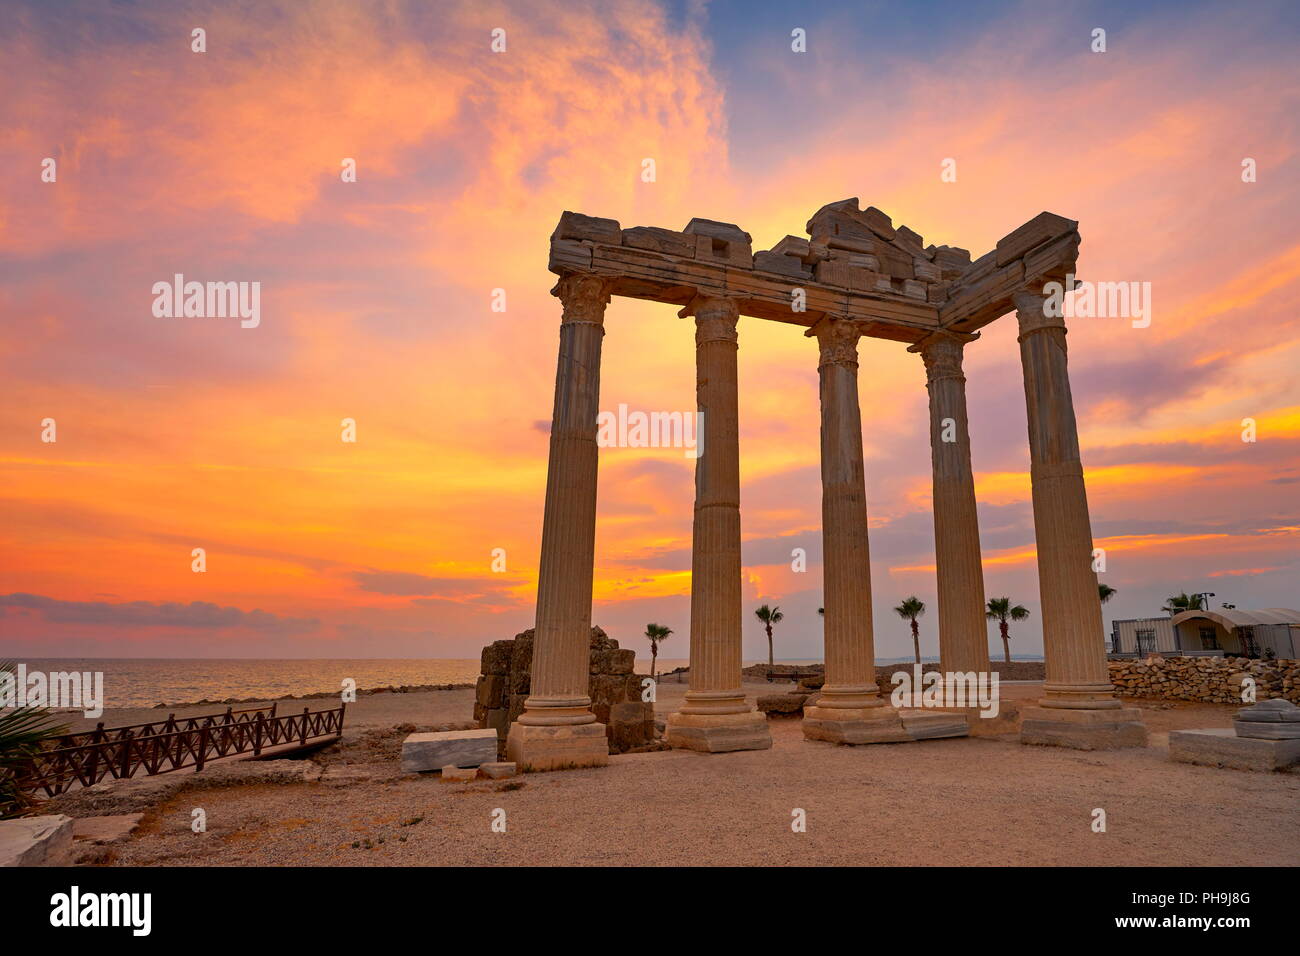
<box><xmin>14</xmin><ymin>659</ymin><xmax>482</xmax><ymax>709</ymax></box>
<box><xmin>14</xmin><ymin>655</ymin><xmax>1041</xmax><ymax>709</ymax></box>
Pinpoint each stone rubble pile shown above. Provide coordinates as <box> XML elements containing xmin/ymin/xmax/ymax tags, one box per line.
<box><xmin>1108</xmin><ymin>655</ymin><xmax>1299</xmax><ymax>704</ymax></box>
<box><xmin>474</xmin><ymin>626</ymin><xmax>656</xmax><ymax>754</ymax></box>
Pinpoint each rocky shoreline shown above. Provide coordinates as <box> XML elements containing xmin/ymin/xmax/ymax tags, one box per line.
<box><xmin>147</xmin><ymin>681</ymin><xmax>475</xmax><ymax>710</ymax></box>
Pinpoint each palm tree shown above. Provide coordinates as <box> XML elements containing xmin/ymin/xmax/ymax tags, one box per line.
<box><xmin>754</xmin><ymin>604</ymin><xmax>784</xmax><ymax>667</ymax></box>
<box><xmin>1098</xmin><ymin>583</ymin><xmax>1117</xmax><ymax>604</ymax></box>
<box><xmin>1</xmin><ymin>661</ymin><xmax>68</xmax><ymax>818</ymax></box>
<box><xmin>644</xmin><ymin>623</ymin><xmax>673</xmax><ymax>680</ymax></box>
<box><xmin>986</xmin><ymin>597</ymin><xmax>1030</xmax><ymax>664</ymax></box>
<box><xmin>894</xmin><ymin>596</ymin><xmax>926</xmax><ymax>664</ymax></box>
<box><xmin>1162</xmin><ymin>592</ymin><xmax>1205</xmax><ymax>615</ymax></box>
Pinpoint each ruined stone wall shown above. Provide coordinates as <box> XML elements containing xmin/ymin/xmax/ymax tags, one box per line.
<box><xmin>1108</xmin><ymin>656</ymin><xmax>1300</xmax><ymax>704</ymax></box>
<box><xmin>474</xmin><ymin>626</ymin><xmax>656</xmax><ymax>753</ymax></box>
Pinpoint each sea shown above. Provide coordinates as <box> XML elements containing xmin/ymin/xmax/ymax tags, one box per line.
<box><xmin>8</xmin><ymin>655</ymin><xmax>1042</xmax><ymax>710</ymax></box>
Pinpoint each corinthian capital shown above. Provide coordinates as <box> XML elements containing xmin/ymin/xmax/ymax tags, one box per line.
<box><xmin>1012</xmin><ymin>290</ymin><xmax>1067</xmax><ymax>341</ymax></box>
<box><xmin>908</xmin><ymin>329</ymin><xmax>978</xmax><ymax>384</ymax></box>
<box><xmin>552</xmin><ymin>274</ymin><xmax>613</xmax><ymax>326</ymax></box>
<box><xmin>681</xmin><ymin>294</ymin><xmax>741</xmax><ymax>346</ymax></box>
<box><xmin>813</xmin><ymin>316</ymin><xmax>863</xmax><ymax>369</ymax></box>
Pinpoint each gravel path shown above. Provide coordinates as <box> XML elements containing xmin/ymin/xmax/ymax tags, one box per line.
<box><xmin>74</xmin><ymin>681</ymin><xmax>1299</xmax><ymax>867</ymax></box>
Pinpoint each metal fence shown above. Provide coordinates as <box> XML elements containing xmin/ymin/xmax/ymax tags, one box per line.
<box><xmin>17</xmin><ymin>702</ymin><xmax>346</xmax><ymax>797</ymax></box>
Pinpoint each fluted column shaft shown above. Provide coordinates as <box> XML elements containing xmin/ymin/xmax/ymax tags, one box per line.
<box><xmin>815</xmin><ymin>319</ymin><xmax>880</xmax><ymax>708</ymax></box>
<box><xmin>520</xmin><ymin>274</ymin><xmax>611</xmax><ymax>726</ymax></box>
<box><xmin>912</xmin><ymin>332</ymin><xmax>991</xmax><ymax>676</ymax></box>
<box><xmin>1013</xmin><ymin>292</ymin><xmax>1117</xmax><ymax>710</ymax></box>
<box><xmin>681</xmin><ymin>296</ymin><xmax>749</xmax><ymax>715</ymax></box>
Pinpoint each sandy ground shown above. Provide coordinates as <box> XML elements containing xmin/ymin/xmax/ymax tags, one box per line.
<box><xmin>53</xmin><ymin>681</ymin><xmax>1300</xmax><ymax>867</ymax></box>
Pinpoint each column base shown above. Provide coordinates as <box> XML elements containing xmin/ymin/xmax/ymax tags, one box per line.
<box><xmin>1039</xmin><ymin>681</ymin><xmax>1124</xmax><ymax>709</ymax></box>
<box><xmin>803</xmin><ymin>705</ymin><xmax>969</xmax><ymax>744</ymax></box>
<box><xmin>666</xmin><ymin>710</ymin><xmax>772</xmax><ymax>753</ymax></box>
<box><xmin>1019</xmin><ymin>705</ymin><xmax>1147</xmax><ymax>750</ymax></box>
<box><xmin>505</xmin><ymin>720</ymin><xmax>609</xmax><ymax>772</ymax></box>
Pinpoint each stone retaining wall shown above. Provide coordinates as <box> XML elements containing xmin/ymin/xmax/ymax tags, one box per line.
<box><xmin>1108</xmin><ymin>656</ymin><xmax>1300</xmax><ymax>705</ymax></box>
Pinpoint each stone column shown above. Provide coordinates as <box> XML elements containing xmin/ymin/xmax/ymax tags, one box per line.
<box><xmin>802</xmin><ymin>317</ymin><xmax>921</xmax><ymax>745</ymax></box>
<box><xmin>908</xmin><ymin>331</ymin><xmax>990</xmax><ymax>677</ymax></box>
<box><xmin>1012</xmin><ymin>291</ymin><xmax>1145</xmax><ymax>749</ymax></box>
<box><xmin>666</xmin><ymin>295</ymin><xmax>771</xmax><ymax>753</ymax></box>
<box><xmin>506</xmin><ymin>273</ymin><xmax>612</xmax><ymax>771</ymax></box>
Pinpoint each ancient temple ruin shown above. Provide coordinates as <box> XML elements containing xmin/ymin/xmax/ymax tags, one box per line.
<box><xmin>506</xmin><ymin>198</ymin><xmax>1147</xmax><ymax>771</ymax></box>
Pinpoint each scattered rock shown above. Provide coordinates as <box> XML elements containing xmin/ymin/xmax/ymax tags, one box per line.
<box><xmin>72</xmin><ymin>814</ymin><xmax>143</xmax><ymax>845</ymax></box>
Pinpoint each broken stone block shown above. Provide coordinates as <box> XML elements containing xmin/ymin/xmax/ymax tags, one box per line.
<box><xmin>828</xmin><ymin>249</ymin><xmax>881</xmax><ymax>272</ymax></box>
<box><xmin>1020</xmin><ymin>706</ymin><xmax>1147</xmax><ymax>750</ymax></box>
<box><xmin>1234</xmin><ymin>699</ymin><xmax>1300</xmax><ymax>739</ymax></box>
<box><xmin>508</xmin><ymin>667</ymin><xmax>530</xmax><ymax>695</ymax></box>
<box><xmin>485</xmin><ymin>708</ymin><xmax>509</xmax><ymax>737</ymax></box>
<box><xmin>899</xmin><ymin>710</ymin><xmax>969</xmax><ymax>740</ymax></box>
<box><xmin>510</xmin><ymin>632</ymin><xmax>534</xmax><ymax>675</ymax></box>
<box><xmin>932</xmin><ymin>246</ymin><xmax>972</xmax><ymax>279</ymax></box>
<box><xmin>895</xmin><ymin>225</ymin><xmax>927</xmax><ymax>254</ymax></box>
<box><xmin>860</xmin><ymin>206</ymin><xmax>896</xmax><ymax>240</ymax></box>
<box><xmin>770</xmin><ymin>235</ymin><xmax>811</xmax><ymax>259</ymax></box>
<box><xmin>610</xmin><ymin>701</ymin><xmax>655</xmax><ymax>751</ymax></box>
<box><xmin>401</xmin><ymin>729</ymin><xmax>498</xmax><ymax>772</ymax></box>
<box><xmin>903</xmin><ymin>279</ymin><xmax>928</xmax><ymax>300</ymax></box>
<box><xmin>873</xmin><ymin>243</ymin><xmax>914</xmax><ymax>279</ymax></box>
<box><xmin>551</xmin><ymin>211</ymin><xmax>621</xmax><ymax>245</ymax></box>
<box><xmin>1170</xmin><ymin>728</ymin><xmax>1300</xmax><ymax>771</ymax></box>
<box><xmin>0</xmin><ymin>815</ymin><xmax>74</xmax><ymax>867</ymax></box>
<box><xmin>507</xmin><ymin>693</ymin><xmax>528</xmax><ymax>725</ymax></box>
<box><xmin>849</xmin><ymin>269</ymin><xmax>884</xmax><ymax>293</ymax></box>
<box><xmin>824</xmin><ymin>234</ymin><xmax>878</xmax><ymax>255</ymax></box>
<box><xmin>913</xmin><ymin>259</ymin><xmax>940</xmax><ymax>283</ymax></box>
<box><xmin>757</xmin><ymin>693</ymin><xmax>809</xmax><ymax>716</ymax></box>
<box><xmin>479</xmin><ymin>762</ymin><xmax>517</xmax><ymax>779</ymax></box>
<box><xmin>995</xmin><ymin>211</ymin><xmax>1077</xmax><ymax>266</ymax></box>
<box><xmin>476</xmin><ymin>674</ymin><xmax>505</xmax><ymax>707</ymax></box>
<box><xmin>684</xmin><ymin>218</ymin><xmax>753</xmax><ymax>266</ymax></box>
<box><xmin>753</xmin><ymin>250</ymin><xmax>811</xmax><ymax>278</ymax></box>
<box><xmin>805</xmin><ymin>198</ymin><xmax>886</xmax><ymax>242</ymax></box>
<box><xmin>682</xmin><ymin>217</ymin><xmax>751</xmax><ymax>244</ymax></box>
<box><xmin>815</xmin><ymin>260</ymin><xmax>853</xmax><ymax>287</ymax></box>
<box><xmin>622</xmin><ymin>226</ymin><xmax>696</xmax><ymax>258</ymax></box>
<box><xmin>481</xmin><ymin>640</ymin><xmax>513</xmax><ymax>676</ymax></box>
<box><xmin>548</xmin><ymin>238</ymin><xmax>593</xmax><ymax>274</ymax></box>
<box><xmin>609</xmin><ymin>648</ymin><xmax>635</xmax><ymax>675</ymax></box>
<box><xmin>441</xmin><ymin>765</ymin><xmax>478</xmax><ymax>782</ymax></box>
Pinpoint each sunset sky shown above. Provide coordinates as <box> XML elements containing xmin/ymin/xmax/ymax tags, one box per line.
<box><xmin>2</xmin><ymin>0</ymin><xmax>1298</xmax><ymax>662</ymax></box>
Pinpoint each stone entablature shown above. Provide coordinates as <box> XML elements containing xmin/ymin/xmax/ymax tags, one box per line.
<box><xmin>548</xmin><ymin>199</ymin><xmax>1079</xmax><ymax>343</ymax></box>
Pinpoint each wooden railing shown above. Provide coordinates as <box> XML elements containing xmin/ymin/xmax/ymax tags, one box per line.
<box><xmin>17</xmin><ymin>703</ymin><xmax>346</xmax><ymax>797</ymax></box>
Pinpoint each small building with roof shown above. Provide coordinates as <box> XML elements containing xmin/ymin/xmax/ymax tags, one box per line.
<box><xmin>1111</xmin><ymin>608</ymin><xmax>1299</xmax><ymax>658</ymax></box>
